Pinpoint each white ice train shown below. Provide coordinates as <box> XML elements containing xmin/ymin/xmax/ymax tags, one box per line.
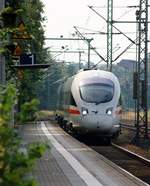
<box><xmin>56</xmin><ymin>69</ymin><xmax>122</xmax><ymax>142</ymax></box>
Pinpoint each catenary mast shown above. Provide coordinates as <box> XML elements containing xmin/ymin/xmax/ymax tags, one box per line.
<box><xmin>107</xmin><ymin>0</ymin><xmax>113</xmax><ymax>71</ymax></box>
<box><xmin>134</xmin><ymin>0</ymin><xmax>149</xmax><ymax>142</ymax></box>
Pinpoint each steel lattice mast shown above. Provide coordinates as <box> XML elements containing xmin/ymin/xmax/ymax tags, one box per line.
<box><xmin>107</xmin><ymin>0</ymin><xmax>113</xmax><ymax>71</ymax></box>
<box><xmin>135</xmin><ymin>0</ymin><xmax>149</xmax><ymax>141</ymax></box>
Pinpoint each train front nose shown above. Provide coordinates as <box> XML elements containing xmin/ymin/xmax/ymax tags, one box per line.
<box><xmin>81</xmin><ymin>114</ymin><xmax>113</xmax><ymax>132</ymax></box>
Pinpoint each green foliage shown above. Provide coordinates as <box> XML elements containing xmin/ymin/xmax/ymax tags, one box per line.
<box><xmin>16</xmin><ymin>0</ymin><xmax>52</xmax><ymax>105</ymax></box>
<box><xmin>0</xmin><ymin>6</ymin><xmax>22</xmax><ymax>15</ymax></box>
<box><xmin>0</xmin><ymin>84</ymin><xmax>48</xmax><ymax>186</ymax></box>
<box><xmin>0</xmin><ymin>0</ymin><xmax>52</xmax><ymax>104</ymax></box>
<box><xmin>18</xmin><ymin>99</ymin><xmax>40</xmax><ymax>123</ymax></box>
<box><xmin>35</xmin><ymin>110</ymin><xmax>54</xmax><ymax>120</ymax></box>
<box><xmin>28</xmin><ymin>142</ymin><xmax>48</xmax><ymax>159</ymax></box>
<box><xmin>0</xmin><ymin>84</ymin><xmax>17</xmax><ymax>123</ymax></box>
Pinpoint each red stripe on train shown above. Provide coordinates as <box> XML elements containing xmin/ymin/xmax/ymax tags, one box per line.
<box><xmin>68</xmin><ymin>109</ymin><xmax>80</xmax><ymax>115</ymax></box>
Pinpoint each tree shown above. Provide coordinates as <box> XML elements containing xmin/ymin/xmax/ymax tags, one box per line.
<box><xmin>16</xmin><ymin>0</ymin><xmax>51</xmax><ymax>105</ymax></box>
<box><xmin>0</xmin><ymin>2</ymin><xmax>49</xmax><ymax>185</ymax></box>
<box><xmin>0</xmin><ymin>0</ymin><xmax>53</xmax><ymax>105</ymax></box>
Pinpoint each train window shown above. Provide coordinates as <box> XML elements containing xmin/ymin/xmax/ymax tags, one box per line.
<box><xmin>70</xmin><ymin>93</ymin><xmax>77</xmax><ymax>106</ymax></box>
<box><xmin>64</xmin><ymin>92</ymin><xmax>68</xmax><ymax>105</ymax></box>
<box><xmin>57</xmin><ymin>85</ymin><xmax>63</xmax><ymax>109</ymax></box>
<box><xmin>118</xmin><ymin>96</ymin><xmax>122</xmax><ymax>106</ymax></box>
<box><xmin>79</xmin><ymin>83</ymin><xmax>114</xmax><ymax>104</ymax></box>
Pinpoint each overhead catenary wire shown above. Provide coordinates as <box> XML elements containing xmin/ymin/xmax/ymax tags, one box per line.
<box><xmin>88</xmin><ymin>6</ymin><xmax>136</xmax><ymax>45</ymax></box>
<box><xmin>91</xmin><ymin>44</ymin><xmax>121</xmax><ymax>69</ymax></box>
<box><xmin>115</xmin><ymin>7</ymin><xmax>136</xmax><ymax>21</ymax></box>
<box><xmin>75</xmin><ymin>26</ymin><xmax>121</xmax><ymax>35</ymax></box>
<box><xmin>89</xmin><ymin>5</ymin><xmax>139</xmax><ymax>9</ymax></box>
<box><xmin>49</xmin><ymin>76</ymin><xmax>69</xmax><ymax>86</ymax></box>
<box><xmin>74</xmin><ymin>26</ymin><xmax>106</xmax><ymax>63</ymax></box>
<box><xmin>91</xmin><ymin>35</ymin><xmax>139</xmax><ymax>69</ymax></box>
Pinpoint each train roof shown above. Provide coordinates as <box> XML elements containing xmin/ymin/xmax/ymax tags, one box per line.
<box><xmin>76</xmin><ymin>69</ymin><xmax>117</xmax><ymax>79</ymax></box>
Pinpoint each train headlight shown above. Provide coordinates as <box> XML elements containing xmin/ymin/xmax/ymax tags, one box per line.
<box><xmin>82</xmin><ymin>107</ymin><xmax>88</xmax><ymax>116</ymax></box>
<box><xmin>106</xmin><ymin>107</ymin><xmax>113</xmax><ymax>115</ymax></box>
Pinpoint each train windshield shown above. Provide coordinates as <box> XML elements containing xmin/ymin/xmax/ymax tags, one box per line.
<box><xmin>79</xmin><ymin>82</ymin><xmax>114</xmax><ymax>104</ymax></box>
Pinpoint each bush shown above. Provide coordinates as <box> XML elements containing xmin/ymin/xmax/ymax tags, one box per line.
<box><xmin>0</xmin><ymin>84</ymin><xmax>48</xmax><ymax>186</ymax></box>
<box><xmin>17</xmin><ymin>99</ymin><xmax>40</xmax><ymax>123</ymax></box>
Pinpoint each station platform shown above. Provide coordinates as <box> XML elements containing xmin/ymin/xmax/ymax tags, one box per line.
<box><xmin>19</xmin><ymin>120</ymin><xmax>149</xmax><ymax>186</ymax></box>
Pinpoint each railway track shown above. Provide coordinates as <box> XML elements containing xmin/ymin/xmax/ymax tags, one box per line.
<box><xmin>121</xmin><ymin>123</ymin><xmax>150</xmax><ymax>131</ymax></box>
<box><xmin>83</xmin><ymin>140</ymin><xmax>150</xmax><ymax>185</ymax></box>
<box><xmin>120</xmin><ymin>123</ymin><xmax>150</xmax><ymax>140</ymax></box>
<box><xmin>55</xmin><ymin>117</ymin><xmax>150</xmax><ymax>184</ymax></box>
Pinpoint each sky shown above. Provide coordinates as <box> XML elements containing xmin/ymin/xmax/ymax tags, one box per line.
<box><xmin>41</xmin><ymin>0</ymin><xmax>149</xmax><ymax>66</ymax></box>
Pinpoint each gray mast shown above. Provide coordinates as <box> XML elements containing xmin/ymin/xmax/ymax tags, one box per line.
<box><xmin>107</xmin><ymin>0</ymin><xmax>113</xmax><ymax>71</ymax></box>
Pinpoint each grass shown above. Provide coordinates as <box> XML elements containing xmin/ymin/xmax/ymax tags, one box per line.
<box><xmin>121</xmin><ymin>111</ymin><xmax>150</xmax><ymax>125</ymax></box>
<box><xmin>35</xmin><ymin>110</ymin><xmax>54</xmax><ymax>120</ymax></box>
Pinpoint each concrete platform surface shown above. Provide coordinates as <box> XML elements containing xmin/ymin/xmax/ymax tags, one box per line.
<box><xmin>19</xmin><ymin>121</ymin><xmax>149</xmax><ymax>186</ymax></box>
